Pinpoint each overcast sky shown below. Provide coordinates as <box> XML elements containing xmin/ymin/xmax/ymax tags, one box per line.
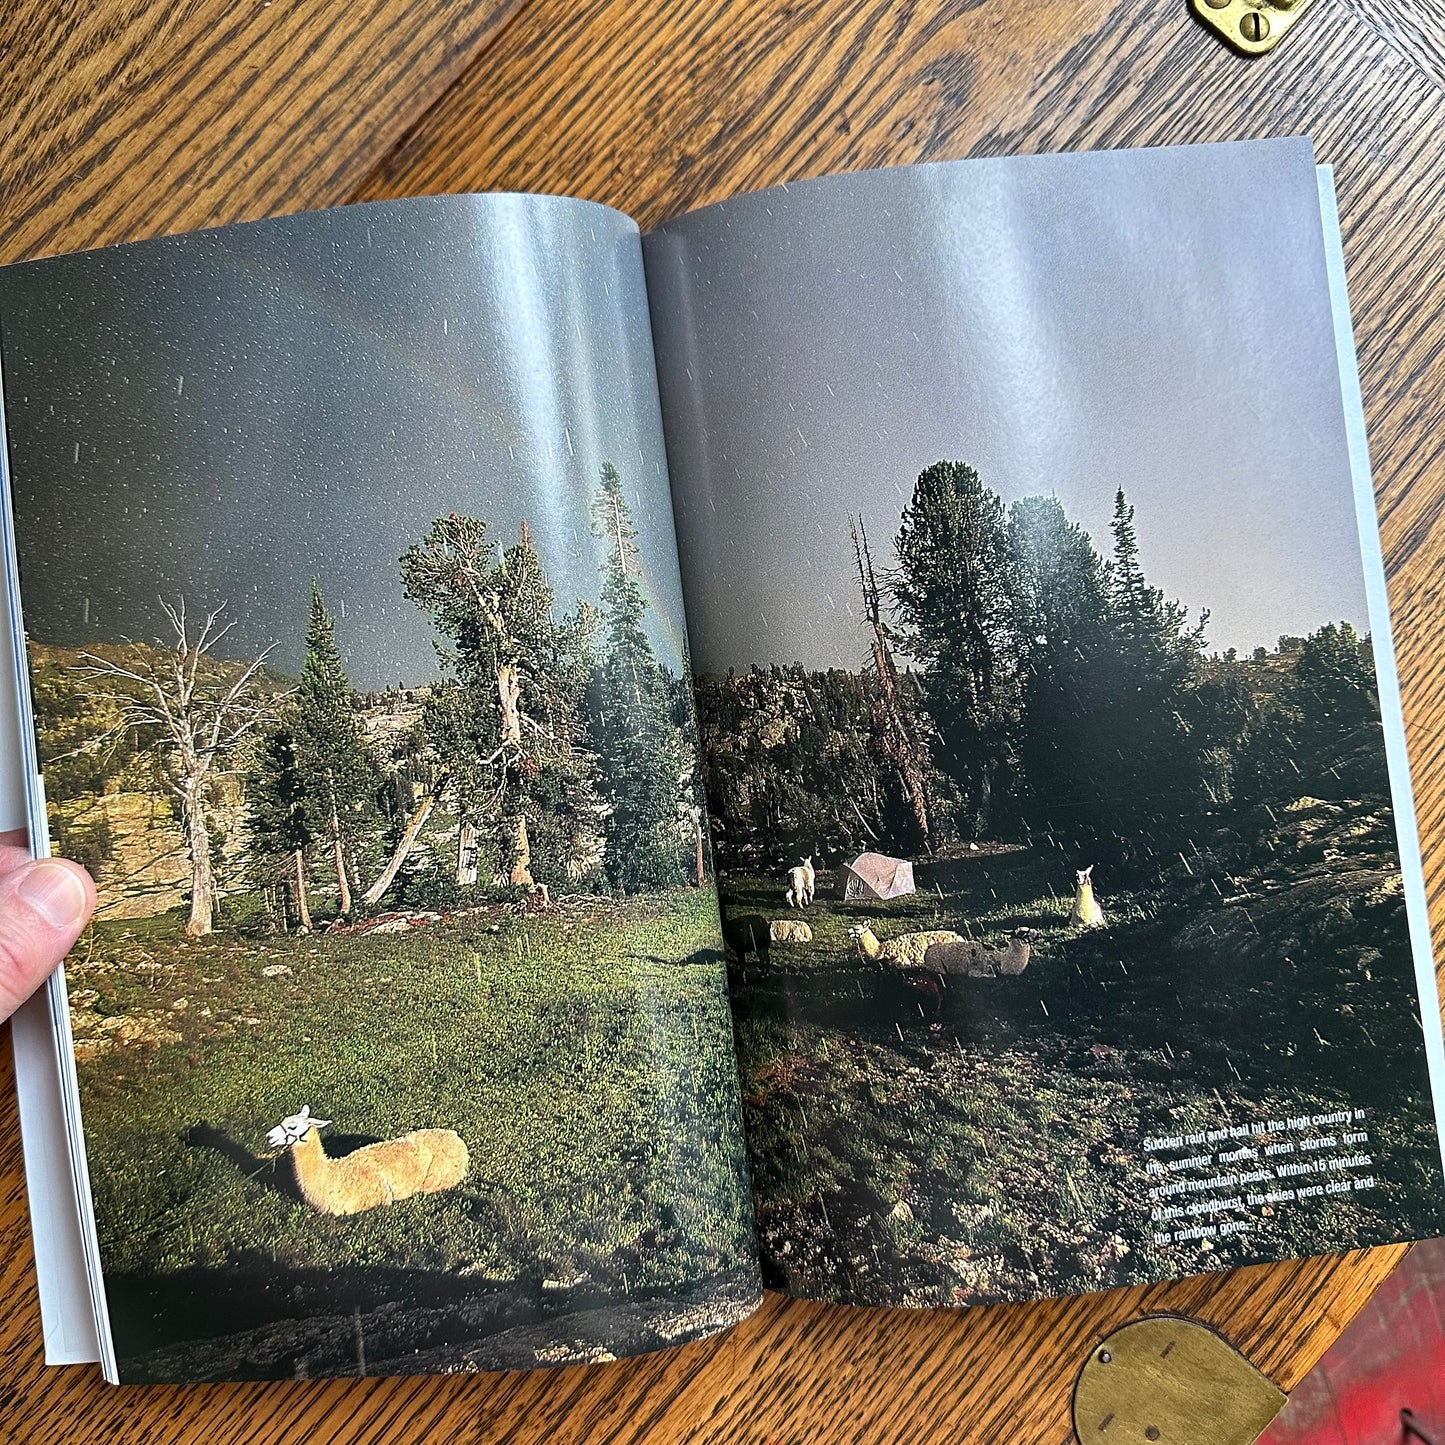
<box><xmin>644</xmin><ymin>138</ymin><xmax>1367</xmax><ymax>675</ymax></box>
<box><xmin>0</xmin><ymin>194</ymin><xmax>689</xmax><ymax>690</ymax></box>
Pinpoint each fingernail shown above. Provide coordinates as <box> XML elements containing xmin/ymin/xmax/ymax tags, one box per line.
<box><xmin>17</xmin><ymin>861</ymin><xmax>87</xmax><ymax>928</ymax></box>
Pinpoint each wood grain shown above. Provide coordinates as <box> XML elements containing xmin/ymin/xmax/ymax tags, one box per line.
<box><xmin>0</xmin><ymin>0</ymin><xmax>524</xmax><ymax>265</ymax></box>
<box><xmin>4</xmin><ymin>0</ymin><xmax>1445</xmax><ymax>1440</ymax></box>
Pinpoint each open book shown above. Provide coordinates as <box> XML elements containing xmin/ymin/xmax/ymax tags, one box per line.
<box><xmin>3</xmin><ymin>137</ymin><xmax>1443</xmax><ymax>1385</ymax></box>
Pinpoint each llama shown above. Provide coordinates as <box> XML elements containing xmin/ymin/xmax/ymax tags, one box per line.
<box><xmin>1070</xmin><ymin>866</ymin><xmax>1106</xmax><ymax>929</ymax></box>
<box><xmin>785</xmin><ymin>856</ymin><xmax>816</xmax><ymax>908</ymax></box>
<box><xmin>924</xmin><ymin>931</ymin><xmax>1032</xmax><ymax>978</ymax></box>
<box><xmin>266</xmin><ymin>1106</ymin><xmax>469</xmax><ymax>1217</ymax></box>
<box><xmin>721</xmin><ymin>912</ymin><xmax>772</xmax><ymax>965</ymax></box>
<box><xmin>769</xmin><ymin>918</ymin><xmax>813</xmax><ymax>944</ymax></box>
<box><xmin>849</xmin><ymin>923</ymin><xmax>967</xmax><ymax>972</ymax></box>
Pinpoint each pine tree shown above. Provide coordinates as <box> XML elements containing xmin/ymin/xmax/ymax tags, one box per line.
<box><xmin>1108</xmin><ymin>489</ymin><xmax>1205</xmax><ymax>682</ymax></box>
<box><xmin>589</xmin><ymin>462</ymin><xmax>690</xmax><ymax>892</ymax></box>
<box><xmin>294</xmin><ymin>581</ymin><xmax>382</xmax><ymax>914</ymax></box>
<box><xmin>893</xmin><ymin>460</ymin><xmax>1029</xmax><ymax>835</ymax></box>
<box><xmin>1007</xmin><ymin>495</ymin><xmax>1113</xmax><ymax>832</ymax></box>
<box><xmin>1236</xmin><ymin>622</ymin><xmax>1387</xmax><ymax>805</ymax></box>
<box><xmin>1095</xmin><ymin>489</ymin><xmax>1210</xmax><ymax>833</ymax></box>
<box><xmin>402</xmin><ymin>514</ymin><xmax>604</xmax><ymax>894</ymax></box>
<box><xmin>246</xmin><ymin>719</ymin><xmax>313</xmax><ymax>931</ymax></box>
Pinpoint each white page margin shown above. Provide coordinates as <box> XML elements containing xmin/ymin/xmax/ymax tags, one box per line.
<box><xmin>1318</xmin><ymin>164</ymin><xmax>1445</xmax><ymax>1180</ymax></box>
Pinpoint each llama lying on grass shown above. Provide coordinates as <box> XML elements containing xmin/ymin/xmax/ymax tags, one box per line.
<box><xmin>1070</xmin><ymin>865</ymin><xmax>1106</xmax><ymax>929</ymax></box>
<box><xmin>923</xmin><ymin>931</ymin><xmax>1032</xmax><ymax>978</ymax></box>
<box><xmin>769</xmin><ymin>918</ymin><xmax>813</xmax><ymax>944</ymax></box>
<box><xmin>849</xmin><ymin>923</ymin><xmax>967</xmax><ymax>972</ymax></box>
<box><xmin>785</xmin><ymin>856</ymin><xmax>816</xmax><ymax>908</ymax></box>
<box><xmin>266</xmin><ymin>1106</ymin><xmax>469</xmax><ymax>1217</ymax></box>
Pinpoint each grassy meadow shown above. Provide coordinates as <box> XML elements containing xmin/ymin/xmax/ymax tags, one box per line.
<box><xmin>65</xmin><ymin>888</ymin><xmax>759</xmax><ymax>1380</ymax></box>
<box><xmin>723</xmin><ymin>837</ymin><xmax>1445</xmax><ymax>1307</ymax></box>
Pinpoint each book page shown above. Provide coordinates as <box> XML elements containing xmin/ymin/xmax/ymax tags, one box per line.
<box><xmin>643</xmin><ymin>139</ymin><xmax>1445</xmax><ymax>1309</ymax></box>
<box><xmin>0</xmin><ymin>194</ymin><xmax>759</xmax><ymax>1382</ymax></box>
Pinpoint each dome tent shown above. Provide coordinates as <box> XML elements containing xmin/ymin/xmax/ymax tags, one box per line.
<box><xmin>839</xmin><ymin>852</ymin><xmax>915</xmax><ymax>901</ymax></box>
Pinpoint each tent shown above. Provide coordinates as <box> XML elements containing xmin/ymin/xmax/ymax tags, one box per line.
<box><xmin>839</xmin><ymin>852</ymin><xmax>915</xmax><ymax>901</ymax></box>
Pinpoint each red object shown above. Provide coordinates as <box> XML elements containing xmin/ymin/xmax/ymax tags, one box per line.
<box><xmin>1258</xmin><ymin>1238</ymin><xmax>1445</xmax><ymax>1445</ymax></box>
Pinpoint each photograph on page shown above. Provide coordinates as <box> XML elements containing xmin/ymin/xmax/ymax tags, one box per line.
<box><xmin>0</xmin><ymin>195</ymin><xmax>759</xmax><ymax>1382</ymax></box>
<box><xmin>644</xmin><ymin>139</ymin><xmax>1445</xmax><ymax>1309</ymax></box>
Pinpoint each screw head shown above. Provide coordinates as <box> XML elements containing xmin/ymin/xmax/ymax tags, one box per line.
<box><xmin>1099</xmin><ymin>1348</ymin><xmax>1112</xmax><ymax>1363</ymax></box>
<box><xmin>1203</xmin><ymin>0</ymin><xmax>1230</xmax><ymax>8</ymax></box>
<box><xmin>1240</xmin><ymin>9</ymin><xmax>1271</xmax><ymax>39</ymax></box>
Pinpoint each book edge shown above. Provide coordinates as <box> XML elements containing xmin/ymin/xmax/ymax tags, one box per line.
<box><xmin>1316</xmin><ymin>162</ymin><xmax>1445</xmax><ymax>1183</ymax></box>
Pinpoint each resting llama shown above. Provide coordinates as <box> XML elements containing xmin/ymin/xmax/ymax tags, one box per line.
<box><xmin>923</xmin><ymin>932</ymin><xmax>1033</xmax><ymax>978</ymax></box>
<box><xmin>785</xmin><ymin>856</ymin><xmax>817</xmax><ymax>908</ymax></box>
<box><xmin>849</xmin><ymin>923</ymin><xmax>967</xmax><ymax>972</ymax></box>
<box><xmin>266</xmin><ymin>1106</ymin><xmax>469</xmax><ymax>1217</ymax></box>
<box><xmin>1070</xmin><ymin>866</ymin><xmax>1106</xmax><ymax>929</ymax></box>
<box><xmin>769</xmin><ymin>918</ymin><xmax>813</xmax><ymax>944</ymax></box>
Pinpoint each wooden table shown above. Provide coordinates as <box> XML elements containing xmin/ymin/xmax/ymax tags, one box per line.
<box><xmin>2</xmin><ymin>0</ymin><xmax>1443</xmax><ymax>1439</ymax></box>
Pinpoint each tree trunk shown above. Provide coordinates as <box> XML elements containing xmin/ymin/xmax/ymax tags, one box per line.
<box><xmin>362</xmin><ymin>789</ymin><xmax>438</xmax><ymax>906</ymax></box>
<box><xmin>325</xmin><ymin>769</ymin><xmax>352</xmax><ymax>915</ymax></box>
<box><xmin>508</xmin><ymin>814</ymin><xmax>534</xmax><ymax>888</ymax></box>
<box><xmin>853</xmin><ymin>517</ymin><xmax>934</xmax><ymax>851</ymax></box>
<box><xmin>181</xmin><ymin>780</ymin><xmax>214</xmax><ymax>938</ymax></box>
<box><xmin>456</xmin><ymin>820</ymin><xmax>479</xmax><ymax>886</ymax></box>
<box><xmin>976</xmin><ymin>759</ymin><xmax>994</xmax><ymax>838</ymax></box>
<box><xmin>497</xmin><ymin>663</ymin><xmax>522</xmax><ymax>745</ymax></box>
<box><xmin>870</xmin><ymin>634</ymin><xmax>934</xmax><ymax>849</ymax></box>
<box><xmin>694</xmin><ymin>813</ymin><xmax>706</xmax><ymax>887</ymax></box>
<box><xmin>292</xmin><ymin>849</ymin><xmax>313</xmax><ymax>932</ymax></box>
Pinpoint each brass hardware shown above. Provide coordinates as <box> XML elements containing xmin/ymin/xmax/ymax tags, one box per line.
<box><xmin>1072</xmin><ymin>1316</ymin><xmax>1286</xmax><ymax>1445</ymax></box>
<box><xmin>1190</xmin><ymin>0</ymin><xmax>1317</xmax><ymax>55</ymax></box>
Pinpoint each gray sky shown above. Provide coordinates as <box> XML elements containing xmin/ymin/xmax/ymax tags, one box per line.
<box><xmin>0</xmin><ymin>194</ymin><xmax>690</xmax><ymax>689</ymax></box>
<box><xmin>643</xmin><ymin>138</ymin><xmax>1367</xmax><ymax>675</ymax></box>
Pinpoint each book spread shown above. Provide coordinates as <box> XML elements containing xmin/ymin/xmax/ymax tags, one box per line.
<box><xmin>0</xmin><ymin>137</ymin><xmax>1441</xmax><ymax>1384</ymax></box>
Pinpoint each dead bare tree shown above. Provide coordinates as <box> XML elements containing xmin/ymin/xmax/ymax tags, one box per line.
<box><xmin>851</xmin><ymin>515</ymin><xmax>935</xmax><ymax>852</ymax></box>
<box><xmin>77</xmin><ymin>598</ymin><xmax>285</xmax><ymax>937</ymax></box>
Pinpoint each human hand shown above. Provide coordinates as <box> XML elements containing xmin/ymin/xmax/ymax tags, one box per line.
<box><xmin>0</xmin><ymin>830</ymin><xmax>96</xmax><ymax>1023</ymax></box>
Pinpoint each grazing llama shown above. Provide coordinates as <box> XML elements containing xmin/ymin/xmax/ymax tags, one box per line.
<box><xmin>1070</xmin><ymin>866</ymin><xmax>1106</xmax><ymax>929</ymax></box>
<box><xmin>785</xmin><ymin>856</ymin><xmax>817</xmax><ymax>908</ymax></box>
<box><xmin>266</xmin><ymin>1106</ymin><xmax>469</xmax><ymax>1217</ymax></box>
<box><xmin>722</xmin><ymin>912</ymin><xmax>772</xmax><ymax>965</ymax></box>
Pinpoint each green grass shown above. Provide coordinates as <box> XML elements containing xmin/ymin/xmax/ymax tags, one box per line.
<box><xmin>67</xmin><ymin>888</ymin><xmax>757</xmax><ymax>1375</ymax></box>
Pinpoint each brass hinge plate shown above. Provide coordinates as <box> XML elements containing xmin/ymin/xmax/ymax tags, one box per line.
<box><xmin>1190</xmin><ymin>0</ymin><xmax>1317</xmax><ymax>55</ymax></box>
<box><xmin>1073</xmin><ymin>1315</ymin><xmax>1286</xmax><ymax>1445</ymax></box>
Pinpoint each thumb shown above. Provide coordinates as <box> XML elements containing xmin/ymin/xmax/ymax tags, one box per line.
<box><xmin>0</xmin><ymin>859</ymin><xmax>96</xmax><ymax>1022</ymax></box>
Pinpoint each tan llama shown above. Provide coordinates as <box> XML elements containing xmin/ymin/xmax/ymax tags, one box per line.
<box><xmin>769</xmin><ymin>918</ymin><xmax>813</xmax><ymax>944</ymax></box>
<box><xmin>924</xmin><ymin>931</ymin><xmax>1033</xmax><ymax>978</ymax></box>
<box><xmin>266</xmin><ymin>1106</ymin><xmax>469</xmax><ymax>1217</ymax></box>
<box><xmin>850</xmin><ymin>923</ymin><xmax>967</xmax><ymax>971</ymax></box>
<box><xmin>1070</xmin><ymin>866</ymin><xmax>1106</xmax><ymax>929</ymax></box>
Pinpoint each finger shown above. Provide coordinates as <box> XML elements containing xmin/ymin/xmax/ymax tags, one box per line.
<box><xmin>0</xmin><ymin>859</ymin><xmax>97</xmax><ymax>1020</ymax></box>
<box><xmin>0</xmin><ymin>828</ymin><xmax>36</xmax><ymax>878</ymax></box>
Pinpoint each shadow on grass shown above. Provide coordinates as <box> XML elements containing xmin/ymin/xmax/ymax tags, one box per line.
<box><xmin>183</xmin><ymin>1124</ymin><xmax>392</xmax><ymax>1203</ymax></box>
<box><xmin>634</xmin><ymin>947</ymin><xmax>726</xmax><ymax>969</ymax></box>
<box><xmin>106</xmin><ymin>1258</ymin><xmax>762</xmax><ymax>1383</ymax></box>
